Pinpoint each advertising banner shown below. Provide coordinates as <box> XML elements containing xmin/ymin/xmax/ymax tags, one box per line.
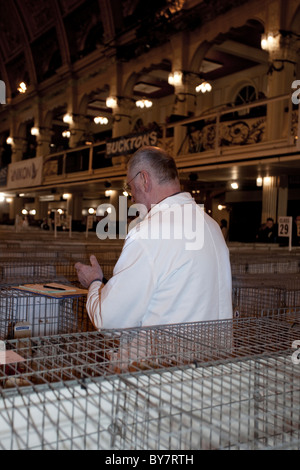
<box><xmin>7</xmin><ymin>156</ymin><xmax>43</xmax><ymax>190</ymax></box>
<box><xmin>106</xmin><ymin>129</ymin><xmax>158</xmax><ymax>157</ymax></box>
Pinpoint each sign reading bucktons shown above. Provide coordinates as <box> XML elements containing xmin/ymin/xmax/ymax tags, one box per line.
<box><xmin>7</xmin><ymin>156</ymin><xmax>43</xmax><ymax>190</ymax></box>
<box><xmin>106</xmin><ymin>130</ymin><xmax>158</xmax><ymax>157</ymax></box>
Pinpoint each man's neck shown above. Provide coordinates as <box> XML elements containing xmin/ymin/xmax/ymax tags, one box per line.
<box><xmin>151</xmin><ymin>183</ymin><xmax>182</xmax><ymax>207</ymax></box>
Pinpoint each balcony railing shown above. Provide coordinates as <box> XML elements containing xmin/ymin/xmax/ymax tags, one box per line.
<box><xmin>161</xmin><ymin>93</ymin><xmax>299</xmax><ymax>159</ymax></box>
<box><xmin>1</xmin><ymin>93</ymin><xmax>299</xmax><ymax>190</ymax></box>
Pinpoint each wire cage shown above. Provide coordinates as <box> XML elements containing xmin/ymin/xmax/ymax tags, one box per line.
<box><xmin>0</xmin><ymin>311</ymin><xmax>300</xmax><ymax>450</ymax></box>
<box><xmin>0</xmin><ymin>288</ymin><xmax>91</xmax><ymax>340</ymax></box>
<box><xmin>0</xmin><ymin>254</ymin><xmax>117</xmax><ymax>286</ymax></box>
<box><xmin>232</xmin><ymin>274</ymin><xmax>300</xmax><ymax>317</ymax></box>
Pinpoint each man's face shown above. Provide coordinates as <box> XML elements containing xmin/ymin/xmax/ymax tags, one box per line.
<box><xmin>266</xmin><ymin>220</ymin><xmax>273</xmax><ymax>228</ymax></box>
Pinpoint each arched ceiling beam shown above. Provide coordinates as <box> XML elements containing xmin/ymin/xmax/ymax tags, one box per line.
<box><xmin>11</xmin><ymin>0</ymin><xmax>38</xmax><ymax>87</ymax></box>
<box><xmin>51</xmin><ymin>0</ymin><xmax>71</xmax><ymax>67</ymax></box>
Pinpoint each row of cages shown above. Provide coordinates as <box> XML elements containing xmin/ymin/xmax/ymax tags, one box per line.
<box><xmin>0</xmin><ymin>312</ymin><xmax>300</xmax><ymax>450</ymax></box>
<box><xmin>0</xmin><ymin>245</ymin><xmax>300</xmax><ymax>449</ymax></box>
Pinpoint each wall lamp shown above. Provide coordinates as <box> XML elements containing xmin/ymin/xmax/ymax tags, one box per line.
<box><xmin>94</xmin><ymin>116</ymin><xmax>109</xmax><ymax>125</ymax></box>
<box><xmin>6</xmin><ymin>136</ymin><xmax>27</xmax><ymax>145</ymax></box>
<box><xmin>106</xmin><ymin>95</ymin><xmax>152</xmax><ymax>110</ymax></box>
<box><xmin>168</xmin><ymin>70</ymin><xmax>212</xmax><ymax>93</ymax></box>
<box><xmin>136</xmin><ymin>98</ymin><xmax>153</xmax><ymax>108</ymax></box>
<box><xmin>30</xmin><ymin>126</ymin><xmax>53</xmax><ymax>136</ymax></box>
<box><xmin>17</xmin><ymin>82</ymin><xmax>27</xmax><ymax>94</ymax></box>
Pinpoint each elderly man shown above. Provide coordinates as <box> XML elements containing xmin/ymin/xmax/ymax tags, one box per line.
<box><xmin>75</xmin><ymin>146</ymin><xmax>232</xmax><ymax>329</ymax></box>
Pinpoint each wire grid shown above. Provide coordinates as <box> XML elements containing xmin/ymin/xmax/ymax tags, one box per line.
<box><xmin>232</xmin><ymin>274</ymin><xmax>300</xmax><ymax>317</ymax></box>
<box><xmin>0</xmin><ymin>311</ymin><xmax>300</xmax><ymax>450</ymax></box>
<box><xmin>230</xmin><ymin>252</ymin><xmax>300</xmax><ymax>275</ymax></box>
<box><xmin>0</xmin><ymin>255</ymin><xmax>117</xmax><ymax>286</ymax></box>
<box><xmin>0</xmin><ymin>288</ymin><xmax>92</xmax><ymax>339</ymax></box>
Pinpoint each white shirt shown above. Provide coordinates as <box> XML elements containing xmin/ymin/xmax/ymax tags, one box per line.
<box><xmin>87</xmin><ymin>192</ymin><xmax>232</xmax><ymax>329</ymax></box>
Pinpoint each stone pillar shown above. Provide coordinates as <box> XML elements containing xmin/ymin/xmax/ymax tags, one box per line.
<box><xmin>34</xmin><ymin>198</ymin><xmax>48</xmax><ymax>220</ymax></box>
<box><xmin>112</xmin><ymin>102</ymin><xmax>132</xmax><ymax>138</ymax></box>
<box><xmin>11</xmin><ymin>139</ymin><xmax>26</xmax><ymax>163</ymax></box>
<box><xmin>69</xmin><ymin>115</ymin><xmax>88</xmax><ymax>148</ymax></box>
<box><xmin>10</xmin><ymin>196</ymin><xmax>24</xmax><ymax>221</ymax></box>
<box><xmin>69</xmin><ymin>193</ymin><xmax>82</xmax><ymax>222</ymax></box>
<box><xmin>261</xmin><ymin>176</ymin><xmax>278</xmax><ymax>224</ymax></box>
<box><xmin>277</xmin><ymin>175</ymin><xmax>288</xmax><ymax>219</ymax></box>
<box><xmin>266</xmin><ymin>34</ymin><xmax>298</xmax><ymax>141</ymax></box>
<box><xmin>111</xmin><ymin>101</ymin><xmax>132</xmax><ymax>168</ymax></box>
<box><xmin>35</xmin><ymin>129</ymin><xmax>52</xmax><ymax>158</ymax></box>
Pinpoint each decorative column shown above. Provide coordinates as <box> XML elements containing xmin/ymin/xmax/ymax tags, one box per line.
<box><xmin>10</xmin><ymin>138</ymin><xmax>26</xmax><ymax>163</ymax></box>
<box><xmin>110</xmin><ymin>98</ymin><xmax>133</xmax><ymax>169</ymax></box>
<box><xmin>261</xmin><ymin>176</ymin><xmax>277</xmax><ymax>223</ymax></box>
<box><xmin>69</xmin><ymin>115</ymin><xmax>88</xmax><ymax>148</ymax></box>
<box><xmin>264</xmin><ymin>32</ymin><xmax>298</xmax><ymax>141</ymax></box>
<box><xmin>69</xmin><ymin>193</ymin><xmax>82</xmax><ymax>225</ymax></box>
<box><xmin>34</xmin><ymin>198</ymin><xmax>48</xmax><ymax>221</ymax></box>
<box><xmin>35</xmin><ymin>128</ymin><xmax>52</xmax><ymax>157</ymax></box>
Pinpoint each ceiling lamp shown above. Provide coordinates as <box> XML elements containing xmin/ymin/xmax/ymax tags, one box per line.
<box><xmin>17</xmin><ymin>82</ymin><xmax>27</xmax><ymax>94</ymax></box>
<box><xmin>106</xmin><ymin>96</ymin><xmax>118</xmax><ymax>109</ymax></box>
<box><xmin>94</xmin><ymin>116</ymin><xmax>109</xmax><ymax>125</ymax></box>
<box><xmin>6</xmin><ymin>136</ymin><xmax>13</xmax><ymax>145</ymax></box>
<box><xmin>168</xmin><ymin>71</ymin><xmax>183</xmax><ymax>86</ymax></box>
<box><xmin>195</xmin><ymin>81</ymin><xmax>212</xmax><ymax>93</ymax></box>
<box><xmin>261</xmin><ymin>32</ymin><xmax>277</xmax><ymax>51</ymax></box>
<box><xmin>63</xmin><ymin>113</ymin><xmax>73</xmax><ymax>124</ymax></box>
<box><xmin>31</xmin><ymin>127</ymin><xmax>39</xmax><ymax>136</ymax></box>
<box><xmin>136</xmin><ymin>98</ymin><xmax>153</xmax><ymax>108</ymax></box>
<box><xmin>256</xmin><ymin>177</ymin><xmax>263</xmax><ymax>187</ymax></box>
<box><xmin>62</xmin><ymin>130</ymin><xmax>71</xmax><ymax>138</ymax></box>
<box><xmin>231</xmin><ymin>182</ymin><xmax>239</xmax><ymax>190</ymax></box>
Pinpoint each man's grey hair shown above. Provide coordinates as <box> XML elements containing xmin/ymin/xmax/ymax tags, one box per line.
<box><xmin>128</xmin><ymin>146</ymin><xmax>179</xmax><ymax>184</ymax></box>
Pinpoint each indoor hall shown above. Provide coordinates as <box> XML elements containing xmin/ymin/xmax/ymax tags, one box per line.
<box><xmin>0</xmin><ymin>0</ymin><xmax>300</xmax><ymax>451</ymax></box>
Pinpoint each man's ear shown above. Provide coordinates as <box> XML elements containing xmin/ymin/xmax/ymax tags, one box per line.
<box><xmin>140</xmin><ymin>170</ymin><xmax>152</xmax><ymax>192</ymax></box>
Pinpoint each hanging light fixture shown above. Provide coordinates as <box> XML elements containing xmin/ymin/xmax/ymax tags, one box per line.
<box><xmin>63</xmin><ymin>113</ymin><xmax>73</xmax><ymax>124</ymax></box>
<box><xmin>106</xmin><ymin>96</ymin><xmax>118</xmax><ymax>109</ymax></box>
<box><xmin>256</xmin><ymin>177</ymin><xmax>263</xmax><ymax>187</ymax></box>
<box><xmin>168</xmin><ymin>71</ymin><xmax>183</xmax><ymax>86</ymax></box>
<box><xmin>31</xmin><ymin>127</ymin><xmax>39</xmax><ymax>136</ymax></box>
<box><xmin>136</xmin><ymin>98</ymin><xmax>153</xmax><ymax>108</ymax></box>
<box><xmin>94</xmin><ymin>116</ymin><xmax>109</xmax><ymax>125</ymax></box>
<box><xmin>195</xmin><ymin>81</ymin><xmax>212</xmax><ymax>93</ymax></box>
<box><xmin>17</xmin><ymin>82</ymin><xmax>27</xmax><ymax>94</ymax></box>
<box><xmin>62</xmin><ymin>130</ymin><xmax>71</xmax><ymax>138</ymax></box>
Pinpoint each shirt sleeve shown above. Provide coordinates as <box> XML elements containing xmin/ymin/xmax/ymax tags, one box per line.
<box><xmin>86</xmin><ymin>235</ymin><xmax>157</xmax><ymax>329</ymax></box>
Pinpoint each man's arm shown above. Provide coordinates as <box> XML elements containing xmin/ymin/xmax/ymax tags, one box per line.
<box><xmin>76</xmin><ymin>238</ymin><xmax>156</xmax><ymax>330</ymax></box>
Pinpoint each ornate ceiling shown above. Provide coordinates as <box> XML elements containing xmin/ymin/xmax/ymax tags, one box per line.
<box><xmin>0</xmin><ymin>0</ymin><xmax>253</xmax><ymax>98</ymax></box>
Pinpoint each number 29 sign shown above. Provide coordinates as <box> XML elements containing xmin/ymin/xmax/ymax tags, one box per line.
<box><xmin>278</xmin><ymin>216</ymin><xmax>293</xmax><ymax>251</ymax></box>
<box><xmin>278</xmin><ymin>216</ymin><xmax>292</xmax><ymax>237</ymax></box>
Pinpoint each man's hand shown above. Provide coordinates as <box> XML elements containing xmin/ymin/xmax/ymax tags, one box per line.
<box><xmin>75</xmin><ymin>255</ymin><xmax>104</xmax><ymax>288</ymax></box>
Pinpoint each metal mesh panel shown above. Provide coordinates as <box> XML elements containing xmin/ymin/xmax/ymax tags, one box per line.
<box><xmin>0</xmin><ymin>255</ymin><xmax>117</xmax><ymax>286</ymax></box>
<box><xmin>0</xmin><ymin>288</ymin><xmax>91</xmax><ymax>339</ymax></box>
<box><xmin>230</xmin><ymin>251</ymin><xmax>300</xmax><ymax>275</ymax></box>
<box><xmin>0</xmin><ymin>312</ymin><xmax>300</xmax><ymax>450</ymax></box>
